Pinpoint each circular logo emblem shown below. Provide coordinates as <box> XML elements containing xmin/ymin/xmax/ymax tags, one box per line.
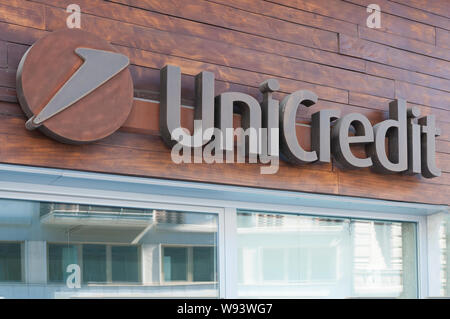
<box><xmin>16</xmin><ymin>29</ymin><xmax>134</xmax><ymax>144</ymax></box>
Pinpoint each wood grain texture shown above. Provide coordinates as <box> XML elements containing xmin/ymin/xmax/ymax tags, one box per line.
<box><xmin>34</xmin><ymin>0</ymin><xmax>365</xmax><ymax>72</ymax></box>
<box><xmin>390</xmin><ymin>0</ymin><xmax>450</xmax><ymax>17</ymax></box>
<box><xmin>43</xmin><ymin>6</ymin><xmax>394</xmax><ymax>98</ymax></box>
<box><xmin>343</xmin><ymin>0</ymin><xmax>450</xmax><ymax>30</ymax></box>
<box><xmin>339</xmin><ymin>34</ymin><xmax>450</xmax><ymax>80</ymax></box>
<box><xmin>108</xmin><ymin>0</ymin><xmax>340</xmax><ymax>52</ymax></box>
<box><xmin>0</xmin><ymin>40</ymin><xmax>6</xmax><ymax>68</ymax></box>
<box><xmin>437</xmin><ymin>28</ymin><xmax>450</xmax><ymax>50</ymax></box>
<box><xmin>267</xmin><ymin>0</ymin><xmax>437</xmax><ymax>43</ymax></box>
<box><xmin>0</xmin><ymin>0</ymin><xmax>447</xmax><ymax>205</ymax></box>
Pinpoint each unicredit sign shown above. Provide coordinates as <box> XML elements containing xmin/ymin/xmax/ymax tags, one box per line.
<box><xmin>16</xmin><ymin>30</ymin><xmax>441</xmax><ymax>178</ymax></box>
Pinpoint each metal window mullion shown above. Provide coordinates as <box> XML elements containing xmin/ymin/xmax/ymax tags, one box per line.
<box><xmin>106</xmin><ymin>245</ymin><xmax>112</xmax><ymax>283</ymax></box>
<box><xmin>187</xmin><ymin>246</ymin><xmax>193</xmax><ymax>282</ymax></box>
<box><xmin>223</xmin><ymin>207</ymin><xmax>238</xmax><ymax>298</ymax></box>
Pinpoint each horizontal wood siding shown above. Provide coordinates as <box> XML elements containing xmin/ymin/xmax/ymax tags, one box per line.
<box><xmin>0</xmin><ymin>0</ymin><xmax>448</xmax><ymax>205</ymax></box>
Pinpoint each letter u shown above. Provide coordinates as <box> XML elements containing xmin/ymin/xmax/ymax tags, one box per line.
<box><xmin>159</xmin><ymin>65</ymin><xmax>215</xmax><ymax>147</ymax></box>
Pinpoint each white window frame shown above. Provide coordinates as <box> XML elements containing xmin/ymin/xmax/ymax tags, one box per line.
<box><xmin>0</xmin><ymin>163</ymin><xmax>447</xmax><ymax>298</ymax></box>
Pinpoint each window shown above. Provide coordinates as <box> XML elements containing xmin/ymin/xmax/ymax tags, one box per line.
<box><xmin>0</xmin><ymin>242</ymin><xmax>22</xmax><ymax>282</ymax></box>
<box><xmin>82</xmin><ymin>244</ymin><xmax>107</xmax><ymax>284</ymax></box>
<box><xmin>48</xmin><ymin>243</ymin><xmax>138</xmax><ymax>284</ymax></box>
<box><xmin>193</xmin><ymin>247</ymin><xmax>215</xmax><ymax>282</ymax></box>
<box><xmin>162</xmin><ymin>246</ymin><xmax>216</xmax><ymax>283</ymax></box>
<box><xmin>237</xmin><ymin>211</ymin><xmax>418</xmax><ymax>298</ymax></box>
<box><xmin>0</xmin><ymin>191</ymin><xmax>430</xmax><ymax>299</ymax></box>
<box><xmin>163</xmin><ymin>247</ymin><xmax>188</xmax><ymax>281</ymax></box>
<box><xmin>48</xmin><ymin>244</ymin><xmax>78</xmax><ymax>283</ymax></box>
<box><xmin>112</xmin><ymin>246</ymin><xmax>139</xmax><ymax>283</ymax></box>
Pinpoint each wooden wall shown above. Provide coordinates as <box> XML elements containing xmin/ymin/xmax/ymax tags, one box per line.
<box><xmin>0</xmin><ymin>0</ymin><xmax>448</xmax><ymax>205</ymax></box>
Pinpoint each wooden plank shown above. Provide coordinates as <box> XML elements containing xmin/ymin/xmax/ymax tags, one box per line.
<box><xmin>0</xmin><ymin>87</ymin><xmax>16</xmax><ymax>103</ymax></box>
<box><xmin>0</xmin><ymin>68</ymin><xmax>15</xmax><ymax>88</ymax></box>
<box><xmin>105</xmin><ymin>0</ymin><xmax>340</xmax><ymax>52</ymax></box>
<box><xmin>0</xmin><ymin>0</ymin><xmax>45</xmax><ymax>13</ymax></box>
<box><xmin>33</xmin><ymin>0</ymin><xmax>366</xmax><ymax>72</ymax></box>
<box><xmin>365</xmin><ymin>61</ymin><xmax>450</xmax><ymax>93</ymax></box>
<box><xmin>344</xmin><ymin>0</ymin><xmax>450</xmax><ymax>30</ymax></box>
<box><xmin>344</xmin><ymin>144</ymin><xmax>450</xmax><ymax>185</ymax></box>
<box><xmin>395</xmin><ymin>81</ymin><xmax>450</xmax><ymax>111</ymax></box>
<box><xmin>44</xmin><ymin>6</ymin><xmax>394</xmax><ymax>99</ymax></box>
<box><xmin>359</xmin><ymin>27</ymin><xmax>450</xmax><ymax>62</ymax></box>
<box><xmin>295</xmin><ymin>100</ymin><xmax>385</xmax><ymax>124</ymax></box>
<box><xmin>339</xmin><ymin>34</ymin><xmax>450</xmax><ymax>80</ymax></box>
<box><xmin>349</xmin><ymin>92</ymin><xmax>450</xmax><ymax>124</ymax></box>
<box><xmin>6</xmin><ymin>42</ymin><xmax>27</xmax><ymax>69</ymax></box>
<box><xmin>0</xmin><ymin>21</ymin><xmax>47</xmax><ymax>45</ymax></box>
<box><xmin>0</xmin><ymin>2</ymin><xmax>45</xmax><ymax>30</ymax></box>
<box><xmin>208</xmin><ymin>0</ymin><xmax>358</xmax><ymax>36</ymax></box>
<box><xmin>437</xmin><ymin>28</ymin><xmax>450</xmax><ymax>50</ymax></box>
<box><xmin>0</xmin><ymin>40</ymin><xmax>6</xmax><ymax>68</ymax></box>
<box><xmin>438</xmin><ymin>152</ymin><xmax>450</xmax><ymax>173</ymax></box>
<box><xmin>267</xmin><ymin>0</ymin><xmax>436</xmax><ymax>43</ymax></box>
<box><xmin>390</xmin><ymin>0</ymin><xmax>450</xmax><ymax>18</ymax></box>
<box><xmin>0</xmin><ymin>101</ymin><xmax>22</xmax><ymax>116</ymax></box>
<box><xmin>437</xmin><ymin>140</ymin><xmax>450</xmax><ymax>154</ymax></box>
<box><xmin>337</xmin><ymin>169</ymin><xmax>450</xmax><ymax>205</ymax></box>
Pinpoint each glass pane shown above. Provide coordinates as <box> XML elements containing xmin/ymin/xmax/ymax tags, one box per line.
<box><xmin>163</xmin><ymin>247</ymin><xmax>187</xmax><ymax>281</ymax></box>
<box><xmin>82</xmin><ymin>244</ymin><xmax>107</xmax><ymax>283</ymax></box>
<box><xmin>237</xmin><ymin>212</ymin><xmax>350</xmax><ymax>298</ymax></box>
<box><xmin>193</xmin><ymin>247</ymin><xmax>215</xmax><ymax>282</ymax></box>
<box><xmin>0</xmin><ymin>243</ymin><xmax>21</xmax><ymax>282</ymax></box>
<box><xmin>111</xmin><ymin>246</ymin><xmax>139</xmax><ymax>283</ymax></box>
<box><xmin>237</xmin><ymin>211</ymin><xmax>417</xmax><ymax>298</ymax></box>
<box><xmin>0</xmin><ymin>199</ymin><xmax>219</xmax><ymax>298</ymax></box>
<box><xmin>48</xmin><ymin>244</ymin><xmax>78</xmax><ymax>283</ymax></box>
<box><xmin>351</xmin><ymin>220</ymin><xmax>417</xmax><ymax>298</ymax></box>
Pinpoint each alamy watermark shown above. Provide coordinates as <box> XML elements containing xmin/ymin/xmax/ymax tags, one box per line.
<box><xmin>170</xmin><ymin>121</ymin><xmax>280</xmax><ymax>175</ymax></box>
<box><xmin>366</xmin><ymin>4</ymin><xmax>381</xmax><ymax>29</ymax></box>
<box><xmin>66</xmin><ymin>4</ymin><xmax>81</xmax><ymax>29</ymax></box>
<box><xmin>66</xmin><ymin>264</ymin><xmax>81</xmax><ymax>289</ymax></box>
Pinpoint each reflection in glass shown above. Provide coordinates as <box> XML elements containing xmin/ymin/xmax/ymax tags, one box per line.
<box><xmin>48</xmin><ymin>244</ymin><xmax>78</xmax><ymax>283</ymax></box>
<box><xmin>193</xmin><ymin>247</ymin><xmax>215</xmax><ymax>282</ymax></box>
<box><xmin>82</xmin><ymin>244</ymin><xmax>107</xmax><ymax>283</ymax></box>
<box><xmin>237</xmin><ymin>211</ymin><xmax>417</xmax><ymax>298</ymax></box>
<box><xmin>0</xmin><ymin>243</ymin><xmax>22</xmax><ymax>282</ymax></box>
<box><xmin>163</xmin><ymin>247</ymin><xmax>188</xmax><ymax>282</ymax></box>
<box><xmin>112</xmin><ymin>246</ymin><xmax>139</xmax><ymax>283</ymax></box>
<box><xmin>0</xmin><ymin>199</ymin><xmax>218</xmax><ymax>298</ymax></box>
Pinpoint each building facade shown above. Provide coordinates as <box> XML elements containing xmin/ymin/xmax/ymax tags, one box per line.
<box><xmin>0</xmin><ymin>0</ymin><xmax>448</xmax><ymax>298</ymax></box>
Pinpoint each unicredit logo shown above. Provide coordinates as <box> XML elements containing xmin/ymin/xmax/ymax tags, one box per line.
<box><xmin>16</xmin><ymin>29</ymin><xmax>134</xmax><ymax>144</ymax></box>
<box><xmin>16</xmin><ymin>30</ymin><xmax>441</xmax><ymax>178</ymax></box>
